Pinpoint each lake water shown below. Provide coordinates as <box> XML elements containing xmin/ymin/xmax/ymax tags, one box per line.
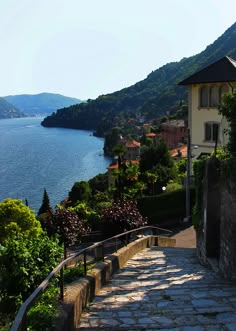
<box><xmin>0</xmin><ymin>117</ymin><xmax>111</xmax><ymax>213</ymax></box>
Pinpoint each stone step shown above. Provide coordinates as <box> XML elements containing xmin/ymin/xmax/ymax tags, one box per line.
<box><xmin>77</xmin><ymin>247</ymin><xmax>236</xmax><ymax>331</ymax></box>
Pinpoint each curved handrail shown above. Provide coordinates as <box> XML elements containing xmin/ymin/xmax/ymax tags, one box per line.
<box><xmin>10</xmin><ymin>225</ymin><xmax>171</xmax><ymax>331</ymax></box>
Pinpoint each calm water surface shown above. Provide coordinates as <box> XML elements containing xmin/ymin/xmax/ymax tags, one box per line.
<box><xmin>0</xmin><ymin>117</ymin><xmax>111</xmax><ymax>212</ymax></box>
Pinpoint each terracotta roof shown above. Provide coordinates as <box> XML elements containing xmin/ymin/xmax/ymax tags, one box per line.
<box><xmin>108</xmin><ymin>163</ymin><xmax>119</xmax><ymax>169</ymax></box>
<box><xmin>108</xmin><ymin>160</ymin><xmax>139</xmax><ymax>170</ymax></box>
<box><xmin>179</xmin><ymin>56</ymin><xmax>236</xmax><ymax>85</ymax></box>
<box><xmin>146</xmin><ymin>133</ymin><xmax>157</xmax><ymax>137</ymax></box>
<box><xmin>125</xmin><ymin>140</ymin><xmax>140</xmax><ymax>147</ymax></box>
<box><xmin>170</xmin><ymin>145</ymin><xmax>187</xmax><ymax>158</ymax></box>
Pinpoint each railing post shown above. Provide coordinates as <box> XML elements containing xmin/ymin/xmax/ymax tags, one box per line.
<box><xmin>125</xmin><ymin>233</ymin><xmax>128</xmax><ymax>246</ymax></box>
<box><xmin>102</xmin><ymin>243</ymin><xmax>104</xmax><ymax>261</ymax></box>
<box><xmin>115</xmin><ymin>238</ymin><xmax>117</xmax><ymax>252</ymax></box>
<box><xmin>60</xmin><ymin>267</ymin><xmax>64</xmax><ymax>301</ymax></box>
<box><xmin>84</xmin><ymin>252</ymin><xmax>87</xmax><ymax>275</ymax></box>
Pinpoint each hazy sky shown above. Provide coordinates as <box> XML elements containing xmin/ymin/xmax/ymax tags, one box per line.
<box><xmin>0</xmin><ymin>0</ymin><xmax>235</xmax><ymax>100</ymax></box>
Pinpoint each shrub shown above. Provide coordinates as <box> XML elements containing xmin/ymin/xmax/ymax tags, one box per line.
<box><xmin>101</xmin><ymin>199</ymin><xmax>147</xmax><ymax>238</ymax></box>
<box><xmin>137</xmin><ymin>188</ymin><xmax>195</xmax><ymax>224</ymax></box>
<box><xmin>166</xmin><ymin>181</ymin><xmax>183</xmax><ymax>192</ymax></box>
<box><xmin>0</xmin><ymin>199</ymin><xmax>42</xmax><ymax>245</ymax></box>
<box><xmin>42</xmin><ymin>207</ymin><xmax>88</xmax><ymax>258</ymax></box>
<box><xmin>0</xmin><ymin>234</ymin><xmax>62</xmax><ymax>315</ymax></box>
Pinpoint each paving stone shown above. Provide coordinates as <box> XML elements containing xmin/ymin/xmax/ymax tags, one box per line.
<box><xmin>225</xmin><ymin>323</ymin><xmax>236</xmax><ymax>331</ymax></box>
<box><xmin>191</xmin><ymin>299</ymin><xmax>220</xmax><ymax>307</ymax></box>
<box><xmin>182</xmin><ymin>327</ymin><xmax>204</xmax><ymax>331</ymax></box>
<box><xmin>78</xmin><ymin>247</ymin><xmax>236</xmax><ymax>330</ymax></box>
<box><xmin>216</xmin><ymin>312</ymin><xmax>236</xmax><ymax>322</ymax></box>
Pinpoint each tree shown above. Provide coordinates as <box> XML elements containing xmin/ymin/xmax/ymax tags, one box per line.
<box><xmin>0</xmin><ymin>234</ymin><xmax>62</xmax><ymax>314</ymax></box>
<box><xmin>140</xmin><ymin>139</ymin><xmax>173</xmax><ymax>172</ymax></box>
<box><xmin>0</xmin><ymin>199</ymin><xmax>42</xmax><ymax>245</ymax></box>
<box><xmin>218</xmin><ymin>91</ymin><xmax>236</xmax><ymax>155</ymax></box>
<box><xmin>112</xmin><ymin>144</ymin><xmax>127</xmax><ymax>167</ymax></box>
<box><xmin>101</xmin><ymin>199</ymin><xmax>147</xmax><ymax>238</ymax></box>
<box><xmin>88</xmin><ymin>173</ymin><xmax>108</xmax><ymax>193</ymax></box>
<box><xmin>140</xmin><ymin>140</ymin><xmax>176</xmax><ymax>194</ymax></box>
<box><xmin>68</xmin><ymin>181</ymin><xmax>91</xmax><ymax>205</ymax></box>
<box><xmin>43</xmin><ymin>207</ymin><xmax>88</xmax><ymax>258</ymax></box>
<box><xmin>112</xmin><ymin>144</ymin><xmax>127</xmax><ymax>198</ymax></box>
<box><xmin>145</xmin><ymin>171</ymin><xmax>158</xmax><ymax>195</ymax></box>
<box><xmin>38</xmin><ymin>189</ymin><xmax>52</xmax><ymax>215</ymax></box>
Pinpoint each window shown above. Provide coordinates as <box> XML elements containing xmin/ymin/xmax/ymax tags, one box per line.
<box><xmin>204</xmin><ymin>122</ymin><xmax>219</xmax><ymax>142</ymax></box>
<box><xmin>200</xmin><ymin>86</ymin><xmax>209</xmax><ymax>107</ymax></box>
<box><xmin>210</xmin><ymin>86</ymin><xmax>219</xmax><ymax>107</ymax></box>
<box><xmin>199</xmin><ymin>84</ymin><xmax>228</xmax><ymax>108</ymax></box>
<box><xmin>220</xmin><ymin>84</ymin><xmax>229</xmax><ymax>101</ymax></box>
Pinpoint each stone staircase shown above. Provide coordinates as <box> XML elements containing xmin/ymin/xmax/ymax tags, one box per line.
<box><xmin>77</xmin><ymin>247</ymin><xmax>236</xmax><ymax>331</ymax></box>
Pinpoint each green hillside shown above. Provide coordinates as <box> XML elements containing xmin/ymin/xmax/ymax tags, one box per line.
<box><xmin>3</xmin><ymin>93</ymin><xmax>82</xmax><ymax>116</ymax></box>
<box><xmin>42</xmin><ymin>22</ymin><xmax>236</xmax><ymax>135</ymax></box>
<box><xmin>0</xmin><ymin>97</ymin><xmax>25</xmax><ymax>119</ymax></box>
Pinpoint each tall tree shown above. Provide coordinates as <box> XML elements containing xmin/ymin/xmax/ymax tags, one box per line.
<box><xmin>140</xmin><ymin>139</ymin><xmax>173</xmax><ymax>172</ymax></box>
<box><xmin>38</xmin><ymin>189</ymin><xmax>51</xmax><ymax>215</ymax></box>
<box><xmin>112</xmin><ymin>144</ymin><xmax>127</xmax><ymax>198</ymax></box>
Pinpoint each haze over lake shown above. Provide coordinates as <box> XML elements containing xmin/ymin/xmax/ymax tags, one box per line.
<box><xmin>0</xmin><ymin>117</ymin><xmax>111</xmax><ymax>212</ymax></box>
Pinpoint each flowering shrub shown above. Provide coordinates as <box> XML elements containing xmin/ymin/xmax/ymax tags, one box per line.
<box><xmin>101</xmin><ymin>199</ymin><xmax>147</xmax><ymax>238</ymax></box>
<box><xmin>42</xmin><ymin>207</ymin><xmax>89</xmax><ymax>258</ymax></box>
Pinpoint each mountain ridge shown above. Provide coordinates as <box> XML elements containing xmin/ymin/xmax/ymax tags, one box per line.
<box><xmin>3</xmin><ymin>92</ymin><xmax>82</xmax><ymax>116</ymax></box>
<box><xmin>39</xmin><ymin>22</ymin><xmax>236</xmax><ymax>132</ymax></box>
<box><xmin>0</xmin><ymin>97</ymin><xmax>26</xmax><ymax>119</ymax></box>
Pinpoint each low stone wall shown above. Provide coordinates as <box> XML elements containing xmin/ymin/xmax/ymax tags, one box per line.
<box><xmin>56</xmin><ymin>235</ymin><xmax>176</xmax><ymax>330</ymax></box>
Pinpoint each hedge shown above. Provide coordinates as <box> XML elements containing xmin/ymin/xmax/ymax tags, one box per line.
<box><xmin>137</xmin><ymin>188</ymin><xmax>195</xmax><ymax>224</ymax></box>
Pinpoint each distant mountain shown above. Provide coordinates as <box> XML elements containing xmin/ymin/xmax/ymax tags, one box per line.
<box><xmin>0</xmin><ymin>97</ymin><xmax>26</xmax><ymax>119</ymax></box>
<box><xmin>42</xmin><ymin>22</ymin><xmax>236</xmax><ymax>135</ymax></box>
<box><xmin>3</xmin><ymin>93</ymin><xmax>82</xmax><ymax>116</ymax></box>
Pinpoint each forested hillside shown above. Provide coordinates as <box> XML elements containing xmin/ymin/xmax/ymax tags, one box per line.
<box><xmin>0</xmin><ymin>97</ymin><xmax>25</xmax><ymax>119</ymax></box>
<box><xmin>42</xmin><ymin>22</ymin><xmax>236</xmax><ymax>135</ymax></box>
<box><xmin>4</xmin><ymin>93</ymin><xmax>82</xmax><ymax>116</ymax></box>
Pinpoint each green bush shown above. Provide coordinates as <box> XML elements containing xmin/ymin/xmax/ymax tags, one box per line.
<box><xmin>0</xmin><ymin>234</ymin><xmax>62</xmax><ymax>315</ymax></box>
<box><xmin>137</xmin><ymin>188</ymin><xmax>195</xmax><ymax>224</ymax></box>
<box><xmin>0</xmin><ymin>198</ymin><xmax>42</xmax><ymax>245</ymax></box>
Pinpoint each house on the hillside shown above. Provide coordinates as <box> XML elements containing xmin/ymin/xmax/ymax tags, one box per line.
<box><xmin>179</xmin><ymin>56</ymin><xmax>236</xmax><ymax>159</ymax></box>
<box><xmin>145</xmin><ymin>132</ymin><xmax>158</xmax><ymax>145</ymax></box>
<box><xmin>123</xmin><ymin>140</ymin><xmax>141</xmax><ymax>160</ymax></box>
<box><xmin>159</xmin><ymin>119</ymin><xmax>187</xmax><ymax>149</ymax></box>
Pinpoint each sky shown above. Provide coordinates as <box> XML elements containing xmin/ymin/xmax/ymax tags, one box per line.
<box><xmin>0</xmin><ymin>0</ymin><xmax>235</xmax><ymax>100</ymax></box>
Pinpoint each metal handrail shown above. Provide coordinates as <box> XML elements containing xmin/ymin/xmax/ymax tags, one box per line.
<box><xmin>10</xmin><ymin>225</ymin><xmax>171</xmax><ymax>331</ymax></box>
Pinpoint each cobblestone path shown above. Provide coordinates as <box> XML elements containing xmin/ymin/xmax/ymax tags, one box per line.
<box><xmin>78</xmin><ymin>247</ymin><xmax>236</xmax><ymax>330</ymax></box>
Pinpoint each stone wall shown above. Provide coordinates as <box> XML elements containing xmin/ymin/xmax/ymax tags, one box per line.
<box><xmin>219</xmin><ymin>172</ymin><xmax>236</xmax><ymax>280</ymax></box>
<box><xmin>196</xmin><ymin>157</ymin><xmax>236</xmax><ymax>281</ymax></box>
